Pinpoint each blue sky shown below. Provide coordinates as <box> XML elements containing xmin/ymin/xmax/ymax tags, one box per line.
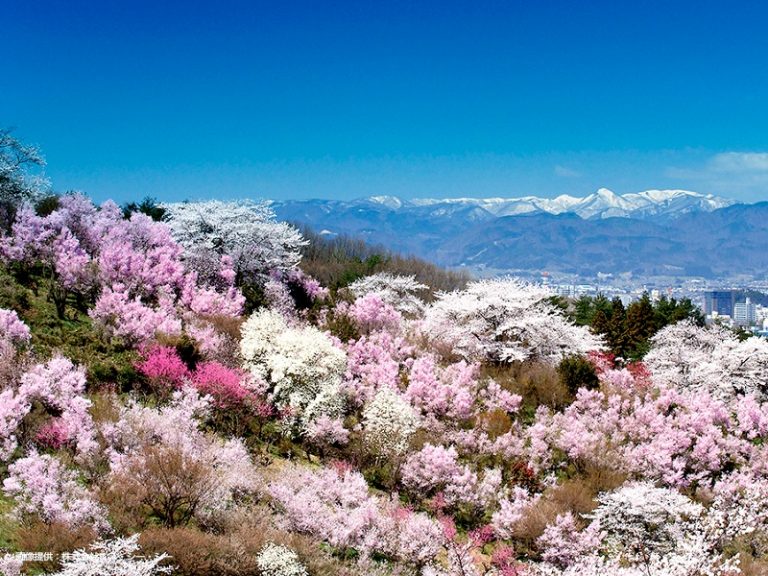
<box><xmin>4</xmin><ymin>0</ymin><xmax>768</xmax><ymax>203</ymax></box>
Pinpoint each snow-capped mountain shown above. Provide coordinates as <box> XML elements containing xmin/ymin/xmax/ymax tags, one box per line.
<box><xmin>370</xmin><ymin>188</ymin><xmax>735</xmax><ymax>220</ymax></box>
<box><xmin>270</xmin><ymin>190</ymin><xmax>763</xmax><ymax>279</ymax></box>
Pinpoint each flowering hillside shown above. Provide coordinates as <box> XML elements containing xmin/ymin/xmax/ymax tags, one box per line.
<box><xmin>1</xmin><ymin>192</ymin><xmax>768</xmax><ymax>576</ymax></box>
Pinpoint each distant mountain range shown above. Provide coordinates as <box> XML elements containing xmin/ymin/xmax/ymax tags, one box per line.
<box><xmin>270</xmin><ymin>189</ymin><xmax>768</xmax><ymax>279</ymax></box>
<box><xmin>375</xmin><ymin>188</ymin><xmax>735</xmax><ymax>220</ymax></box>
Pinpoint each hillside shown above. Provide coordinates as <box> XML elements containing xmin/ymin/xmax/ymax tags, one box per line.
<box><xmin>0</xmin><ymin>194</ymin><xmax>767</xmax><ymax>576</ymax></box>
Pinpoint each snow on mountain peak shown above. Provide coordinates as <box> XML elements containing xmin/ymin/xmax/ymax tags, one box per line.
<box><xmin>362</xmin><ymin>189</ymin><xmax>735</xmax><ymax>220</ymax></box>
<box><xmin>369</xmin><ymin>195</ymin><xmax>404</xmax><ymax>209</ymax></box>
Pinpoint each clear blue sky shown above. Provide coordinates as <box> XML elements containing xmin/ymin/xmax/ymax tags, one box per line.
<box><xmin>4</xmin><ymin>0</ymin><xmax>768</xmax><ymax>203</ymax></box>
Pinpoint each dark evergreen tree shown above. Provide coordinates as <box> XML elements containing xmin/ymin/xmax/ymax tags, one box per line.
<box><xmin>625</xmin><ymin>293</ymin><xmax>656</xmax><ymax>358</ymax></box>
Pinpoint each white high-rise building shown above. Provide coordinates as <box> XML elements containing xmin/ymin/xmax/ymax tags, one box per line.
<box><xmin>734</xmin><ymin>298</ymin><xmax>757</xmax><ymax>326</ymax></box>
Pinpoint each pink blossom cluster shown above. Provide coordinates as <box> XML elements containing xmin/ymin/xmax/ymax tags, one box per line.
<box><xmin>537</xmin><ymin>513</ymin><xmax>601</xmax><ymax>567</ymax></box>
<box><xmin>0</xmin><ymin>308</ymin><xmax>30</xmax><ymax>345</ymax></box>
<box><xmin>17</xmin><ymin>356</ymin><xmax>97</xmax><ymax>458</ymax></box>
<box><xmin>0</xmin><ymin>194</ymin><xmax>246</xmax><ymax>345</ymax></box>
<box><xmin>2</xmin><ymin>450</ymin><xmax>108</xmax><ymax>532</ymax></box>
<box><xmin>268</xmin><ymin>464</ymin><xmax>444</xmax><ymax>565</ymax></box>
<box><xmin>346</xmin><ymin>293</ymin><xmax>402</xmax><ymax>334</ymax></box>
<box><xmin>402</xmin><ymin>443</ymin><xmax>502</xmax><ymax>509</ymax></box>
<box><xmin>343</xmin><ymin>331</ymin><xmax>414</xmax><ymax>405</ymax></box>
<box><xmin>91</xmin><ymin>213</ymin><xmax>244</xmax><ymax>345</ymax></box>
<box><xmin>527</xmin><ymin>384</ymin><xmax>768</xmax><ymax>488</ymax></box>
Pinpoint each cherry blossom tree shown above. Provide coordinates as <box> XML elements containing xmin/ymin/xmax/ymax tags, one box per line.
<box><xmin>422</xmin><ymin>278</ymin><xmax>602</xmax><ymax>364</ymax></box>
<box><xmin>2</xmin><ymin>450</ymin><xmax>109</xmax><ymax>532</ymax></box>
<box><xmin>0</xmin><ymin>128</ymin><xmax>48</xmax><ymax>227</ymax></box>
<box><xmin>162</xmin><ymin>200</ymin><xmax>306</xmax><ymax>285</ymax></box>
<box><xmin>362</xmin><ymin>386</ymin><xmax>419</xmax><ymax>458</ymax></box>
<box><xmin>240</xmin><ymin>308</ymin><xmax>347</xmax><ymax>429</ymax></box>
<box><xmin>646</xmin><ymin>320</ymin><xmax>768</xmax><ymax>401</ymax></box>
<box><xmin>50</xmin><ymin>534</ymin><xmax>172</xmax><ymax>576</ymax></box>
<box><xmin>347</xmin><ymin>273</ymin><xmax>428</xmax><ymax>316</ymax></box>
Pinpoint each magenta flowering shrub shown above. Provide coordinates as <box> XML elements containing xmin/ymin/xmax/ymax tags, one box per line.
<box><xmin>191</xmin><ymin>361</ymin><xmax>255</xmax><ymax>409</ymax></box>
<box><xmin>136</xmin><ymin>345</ymin><xmax>260</xmax><ymax>411</ymax></box>
<box><xmin>135</xmin><ymin>345</ymin><xmax>191</xmax><ymax>390</ymax></box>
<box><xmin>34</xmin><ymin>418</ymin><xmax>71</xmax><ymax>450</ymax></box>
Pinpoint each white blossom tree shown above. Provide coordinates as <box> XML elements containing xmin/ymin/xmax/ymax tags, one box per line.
<box><xmin>645</xmin><ymin>320</ymin><xmax>768</xmax><ymax>400</ymax></box>
<box><xmin>163</xmin><ymin>200</ymin><xmax>306</xmax><ymax>285</ymax></box>
<box><xmin>0</xmin><ymin>129</ymin><xmax>49</xmax><ymax>226</ymax></box>
<box><xmin>362</xmin><ymin>387</ymin><xmax>419</xmax><ymax>458</ymax></box>
<box><xmin>531</xmin><ymin>482</ymin><xmax>740</xmax><ymax>576</ymax></box>
<box><xmin>256</xmin><ymin>543</ymin><xmax>308</xmax><ymax>576</ymax></box>
<box><xmin>50</xmin><ymin>534</ymin><xmax>172</xmax><ymax>576</ymax></box>
<box><xmin>421</xmin><ymin>278</ymin><xmax>602</xmax><ymax>364</ymax></box>
<box><xmin>348</xmin><ymin>273</ymin><xmax>428</xmax><ymax>316</ymax></box>
<box><xmin>240</xmin><ymin>309</ymin><xmax>347</xmax><ymax>427</ymax></box>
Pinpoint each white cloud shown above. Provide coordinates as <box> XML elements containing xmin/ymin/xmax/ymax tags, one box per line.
<box><xmin>664</xmin><ymin>151</ymin><xmax>768</xmax><ymax>202</ymax></box>
<box><xmin>554</xmin><ymin>165</ymin><xmax>581</xmax><ymax>178</ymax></box>
<box><xmin>709</xmin><ymin>152</ymin><xmax>768</xmax><ymax>173</ymax></box>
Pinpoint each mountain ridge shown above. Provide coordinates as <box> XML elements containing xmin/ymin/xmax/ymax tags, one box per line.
<box><xmin>270</xmin><ymin>191</ymin><xmax>766</xmax><ymax>279</ymax></box>
<box><xmin>358</xmin><ymin>188</ymin><xmax>735</xmax><ymax>220</ymax></box>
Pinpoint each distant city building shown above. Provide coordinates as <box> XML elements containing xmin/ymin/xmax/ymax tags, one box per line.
<box><xmin>704</xmin><ymin>290</ymin><xmax>736</xmax><ymax>317</ymax></box>
<box><xmin>734</xmin><ymin>298</ymin><xmax>758</xmax><ymax>326</ymax></box>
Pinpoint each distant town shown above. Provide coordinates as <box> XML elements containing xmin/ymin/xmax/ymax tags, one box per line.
<box><xmin>540</xmin><ymin>272</ymin><xmax>768</xmax><ymax>335</ymax></box>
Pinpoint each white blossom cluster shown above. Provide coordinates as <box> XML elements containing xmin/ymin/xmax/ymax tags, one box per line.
<box><xmin>588</xmin><ymin>481</ymin><xmax>705</xmax><ymax>561</ymax></box>
<box><xmin>50</xmin><ymin>534</ymin><xmax>172</xmax><ymax>576</ymax></box>
<box><xmin>163</xmin><ymin>200</ymin><xmax>306</xmax><ymax>284</ymax></box>
<box><xmin>645</xmin><ymin>320</ymin><xmax>768</xmax><ymax>400</ymax></box>
<box><xmin>531</xmin><ymin>482</ymin><xmax>741</xmax><ymax>576</ymax></box>
<box><xmin>256</xmin><ymin>543</ymin><xmax>308</xmax><ymax>576</ymax></box>
<box><xmin>362</xmin><ymin>386</ymin><xmax>419</xmax><ymax>457</ymax></box>
<box><xmin>422</xmin><ymin>278</ymin><xmax>602</xmax><ymax>364</ymax></box>
<box><xmin>240</xmin><ymin>308</ymin><xmax>347</xmax><ymax>426</ymax></box>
